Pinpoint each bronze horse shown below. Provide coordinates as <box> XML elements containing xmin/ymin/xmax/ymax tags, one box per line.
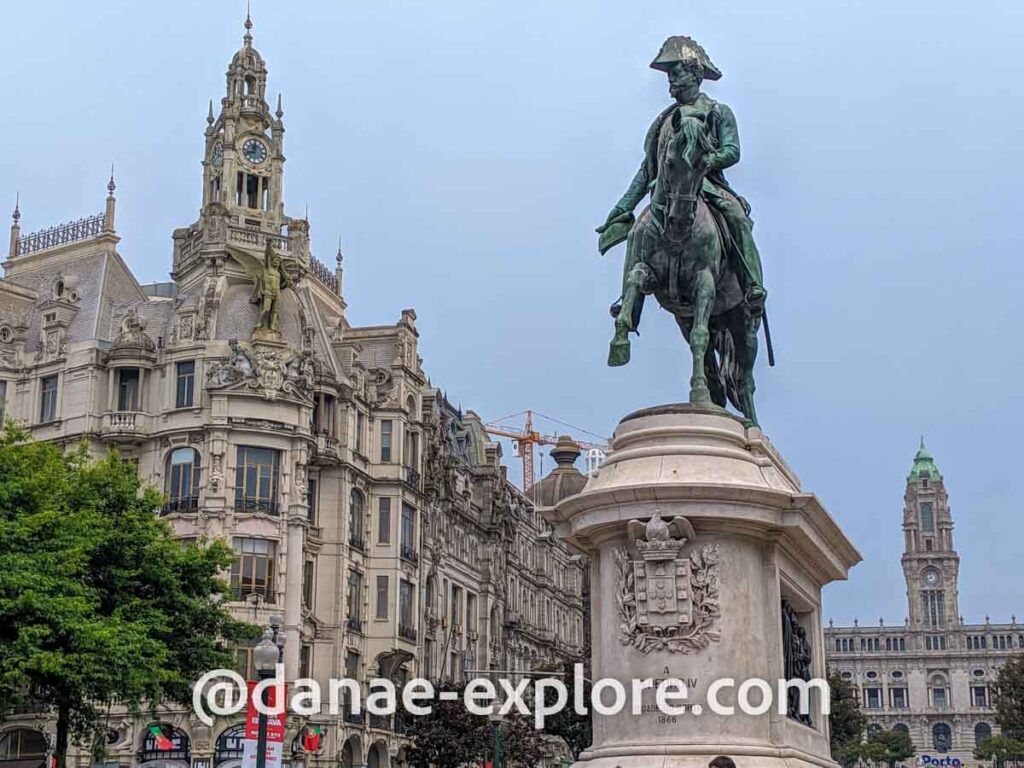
<box><xmin>608</xmin><ymin>113</ymin><xmax>767</xmax><ymax>425</ymax></box>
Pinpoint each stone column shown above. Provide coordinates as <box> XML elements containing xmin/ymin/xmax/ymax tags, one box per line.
<box><xmin>548</xmin><ymin>405</ymin><xmax>861</xmax><ymax>768</ymax></box>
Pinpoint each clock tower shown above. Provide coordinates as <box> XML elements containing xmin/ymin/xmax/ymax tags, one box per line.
<box><xmin>201</xmin><ymin>11</ymin><xmax>284</xmax><ymax>222</ymax></box>
<box><xmin>901</xmin><ymin>439</ymin><xmax>961</xmax><ymax>630</ymax></box>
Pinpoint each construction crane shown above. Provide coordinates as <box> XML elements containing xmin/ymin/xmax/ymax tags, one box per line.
<box><xmin>483</xmin><ymin>410</ymin><xmax>609</xmax><ymax>494</ymax></box>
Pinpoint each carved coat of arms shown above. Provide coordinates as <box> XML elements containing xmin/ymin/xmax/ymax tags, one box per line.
<box><xmin>615</xmin><ymin>512</ymin><xmax>720</xmax><ymax>654</ymax></box>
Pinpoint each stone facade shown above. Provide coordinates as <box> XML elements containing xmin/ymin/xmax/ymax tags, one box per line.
<box><xmin>0</xmin><ymin>17</ymin><xmax>584</xmax><ymax>768</ymax></box>
<box><xmin>825</xmin><ymin>442</ymin><xmax>1022</xmax><ymax>767</ymax></box>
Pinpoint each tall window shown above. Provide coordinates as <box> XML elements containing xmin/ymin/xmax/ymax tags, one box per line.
<box><xmin>891</xmin><ymin>688</ymin><xmax>908</xmax><ymax>708</ymax></box>
<box><xmin>0</xmin><ymin>380</ymin><xmax>7</xmax><ymax>423</ymax></box>
<box><xmin>380</xmin><ymin>420</ymin><xmax>393</xmax><ymax>462</ymax></box>
<box><xmin>302</xmin><ymin>559</ymin><xmax>315</xmax><ymax>608</ymax></box>
<box><xmin>921</xmin><ymin>502</ymin><xmax>935</xmax><ymax>532</ymax></box>
<box><xmin>299</xmin><ymin>644</ymin><xmax>311</xmax><ymax>678</ymax></box>
<box><xmin>932</xmin><ymin>686</ymin><xmax>949</xmax><ymax>708</ymax></box>
<box><xmin>345</xmin><ymin>650</ymin><xmax>360</xmax><ymax>680</ymax></box>
<box><xmin>165</xmin><ymin>448</ymin><xmax>200</xmax><ymax>512</ymax></box>
<box><xmin>975</xmin><ymin>723</ymin><xmax>992</xmax><ymax>747</ymax></box>
<box><xmin>399</xmin><ymin>580</ymin><xmax>415</xmax><ymax>638</ymax></box>
<box><xmin>39</xmin><ymin>375</ymin><xmax>58</xmax><ymax>422</ymax></box>
<box><xmin>401</xmin><ymin>504</ymin><xmax>417</xmax><ymax>560</ymax></box>
<box><xmin>175</xmin><ymin>360</ymin><xmax>195</xmax><ymax>407</ymax></box>
<box><xmin>349</xmin><ymin>490</ymin><xmax>365</xmax><ymax>549</ymax></box>
<box><xmin>235</xmin><ymin>446</ymin><xmax>281</xmax><ymax>515</ymax></box>
<box><xmin>355</xmin><ymin>411</ymin><xmax>365</xmax><ymax>454</ymax></box>
<box><xmin>378</xmin><ymin>497</ymin><xmax>391</xmax><ymax>544</ymax></box>
<box><xmin>347</xmin><ymin>570</ymin><xmax>364</xmax><ymax>630</ymax></box>
<box><xmin>972</xmin><ymin>686</ymin><xmax>988</xmax><ymax>708</ymax></box>
<box><xmin>864</xmin><ymin>688</ymin><xmax>882</xmax><ymax>709</ymax></box>
<box><xmin>922</xmin><ymin>590</ymin><xmax>946</xmax><ymax>627</ymax></box>
<box><xmin>375</xmin><ymin>575</ymin><xmax>389</xmax><ymax>619</ymax></box>
<box><xmin>231</xmin><ymin>537</ymin><xmax>276</xmax><ymax>602</ymax></box>
<box><xmin>117</xmin><ymin>368</ymin><xmax>140</xmax><ymax>411</ymax></box>
<box><xmin>306</xmin><ymin>477</ymin><xmax>318</xmax><ymax>525</ymax></box>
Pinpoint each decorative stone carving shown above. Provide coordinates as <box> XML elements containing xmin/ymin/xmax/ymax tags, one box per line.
<box><xmin>614</xmin><ymin>511</ymin><xmax>720</xmax><ymax>654</ymax></box>
<box><xmin>205</xmin><ymin>340</ymin><xmax>314</xmax><ymax>402</ymax></box>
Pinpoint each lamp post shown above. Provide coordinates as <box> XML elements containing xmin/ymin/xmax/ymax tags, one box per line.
<box><xmin>253</xmin><ymin>623</ymin><xmax>284</xmax><ymax>768</ymax></box>
<box><xmin>487</xmin><ymin>711</ymin><xmax>503</xmax><ymax>768</ymax></box>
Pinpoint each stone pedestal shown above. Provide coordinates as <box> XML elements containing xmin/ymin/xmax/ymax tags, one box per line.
<box><xmin>548</xmin><ymin>405</ymin><xmax>861</xmax><ymax>768</ymax></box>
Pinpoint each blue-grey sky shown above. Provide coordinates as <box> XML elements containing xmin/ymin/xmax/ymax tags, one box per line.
<box><xmin>3</xmin><ymin>1</ymin><xmax>1022</xmax><ymax>625</ymax></box>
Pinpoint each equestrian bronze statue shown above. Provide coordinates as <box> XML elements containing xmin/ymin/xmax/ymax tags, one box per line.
<box><xmin>597</xmin><ymin>36</ymin><xmax>773</xmax><ymax>426</ymax></box>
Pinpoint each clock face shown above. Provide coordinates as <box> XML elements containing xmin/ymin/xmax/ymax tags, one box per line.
<box><xmin>924</xmin><ymin>570</ymin><xmax>939</xmax><ymax>586</ymax></box>
<box><xmin>211</xmin><ymin>143</ymin><xmax>223</xmax><ymax>167</ymax></box>
<box><xmin>242</xmin><ymin>138</ymin><xmax>268</xmax><ymax>165</ymax></box>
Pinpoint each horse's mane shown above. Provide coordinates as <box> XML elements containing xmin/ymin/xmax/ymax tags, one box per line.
<box><xmin>676</xmin><ymin>115</ymin><xmax>716</xmax><ymax>168</ymax></box>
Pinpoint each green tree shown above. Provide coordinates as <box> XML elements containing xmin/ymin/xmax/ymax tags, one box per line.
<box><xmin>828</xmin><ymin>668</ymin><xmax>867</xmax><ymax>761</ymax></box>
<box><xmin>975</xmin><ymin>735</ymin><xmax>1024</xmax><ymax>762</ymax></box>
<box><xmin>0</xmin><ymin>425</ymin><xmax>256</xmax><ymax>767</ymax></box>
<box><xmin>993</xmin><ymin>654</ymin><xmax>1024</xmax><ymax>740</ymax></box>
<box><xmin>536</xmin><ymin>661</ymin><xmax>591</xmax><ymax>759</ymax></box>
<box><xmin>860</xmin><ymin>728</ymin><xmax>915</xmax><ymax>768</ymax></box>
<box><xmin>403</xmin><ymin>683</ymin><xmax>549</xmax><ymax>768</ymax></box>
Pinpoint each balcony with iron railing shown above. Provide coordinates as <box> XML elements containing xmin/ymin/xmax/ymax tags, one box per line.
<box><xmin>349</xmin><ymin>535</ymin><xmax>367</xmax><ymax>553</ymax></box>
<box><xmin>307</xmin><ymin>525</ymin><xmax>324</xmax><ymax>542</ymax></box>
<box><xmin>343</xmin><ymin>709</ymin><xmax>365</xmax><ymax>726</ymax></box>
<box><xmin>234</xmin><ymin>497</ymin><xmax>281</xmax><ymax>516</ymax></box>
<box><xmin>400</xmin><ymin>545</ymin><xmax>419</xmax><ymax>564</ymax></box>
<box><xmin>403</xmin><ymin>465</ymin><xmax>421</xmax><ymax>489</ymax></box>
<box><xmin>399</xmin><ymin>624</ymin><xmax>418</xmax><ymax>643</ymax></box>
<box><xmin>369</xmin><ymin>714</ymin><xmax>392</xmax><ymax>731</ymax></box>
<box><xmin>346</xmin><ymin>616</ymin><xmax>364</xmax><ymax>634</ymax></box>
<box><xmin>161</xmin><ymin>496</ymin><xmax>200</xmax><ymax>515</ymax></box>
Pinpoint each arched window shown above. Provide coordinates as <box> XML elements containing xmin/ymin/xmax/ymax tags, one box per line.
<box><xmin>349</xmin><ymin>490</ymin><xmax>365</xmax><ymax>549</ymax></box>
<box><xmin>165</xmin><ymin>448</ymin><xmax>200</xmax><ymax>513</ymax></box>
<box><xmin>975</xmin><ymin>723</ymin><xmax>992</xmax><ymax>747</ymax></box>
<box><xmin>0</xmin><ymin>729</ymin><xmax>47</xmax><ymax>763</ymax></box>
<box><xmin>214</xmin><ymin>725</ymin><xmax>245</xmax><ymax>768</ymax></box>
<box><xmin>932</xmin><ymin>723</ymin><xmax>952</xmax><ymax>753</ymax></box>
<box><xmin>867</xmin><ymin>724</ymin><xmax>883</xmax><ymax>739</ymax></box>
<box><xmin>139</xmin><ymin>724</ymin><xmax>190</xmax><ymax>764</ymax></box>
<box><xmin>893</xmin><ymin>723</ymin><xmax>910</xmax><ymax>736</ymax></box>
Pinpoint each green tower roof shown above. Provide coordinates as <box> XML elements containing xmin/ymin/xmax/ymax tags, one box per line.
<box><xmin>909</xmin><ymin>437</ymin><xmax>941</xmax><ymax>481</ymax></box>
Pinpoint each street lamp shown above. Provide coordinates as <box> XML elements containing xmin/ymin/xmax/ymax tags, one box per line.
<box><xmin>253</xmin><ymin>626</ymin><xmax>284</xmax><ymax>768</ymax></box>
<box><xmin>487</xmin><ymin>710</ymin><xmax>504</xmax><ymax>768</ymax></box>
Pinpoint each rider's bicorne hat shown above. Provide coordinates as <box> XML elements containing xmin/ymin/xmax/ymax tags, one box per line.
<box><xmin>650</xmin><ymin>36</ymin><xmax>722</xmax><ymax>80</ymax></box>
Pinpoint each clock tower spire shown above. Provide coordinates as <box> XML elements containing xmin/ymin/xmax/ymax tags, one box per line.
<box><xmin>201</xmin><ymin>11</ymin><xmax>285</xmax><ymax>223</ymax></box>
<box><xmin>901</xmin><ymin>439</ymin><xmax>961</xmax><ymax>631</ymax></box>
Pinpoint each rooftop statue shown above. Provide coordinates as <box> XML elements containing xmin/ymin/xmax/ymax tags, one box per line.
<box><xmin>597</xmin><ymin>36</ymin><xmax>773</xmax><ymax>425</ymax></box>
<box><xmin>228</xmin><ymin>238</ymin><xmax>295</xmax><ymax>334</ymax></box>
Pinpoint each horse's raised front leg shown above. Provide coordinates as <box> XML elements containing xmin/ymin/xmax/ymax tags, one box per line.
<box><xmin>608</xmin><ymin>262</ymin><xmax>650</xmax><ymax>367</ymax></box>
<box><xmin>688</xmin><ymin>267</ymin><xmax>715</xmax><ymax>404</ymax></box>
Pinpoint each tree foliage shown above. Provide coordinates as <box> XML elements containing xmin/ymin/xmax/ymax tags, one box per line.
<box><xmin>852</xmin><ymin>729</ymin><xmax>915</xmax><ymax>768</ymax></box>
<box><xmin>536</xmin><ymin>660</ymin><xmax>591</xmax><ymax>759</ymax></box>
<box><xmin>828</xmin><ymin>668</ymin><xmax>867</xmax><ymax>760</ymax></box>
<box><xmin>0</xmin><ymin>425</ymin><xmax>257</xmax><ymax>766</ymax></box>
<box><xmin>993</xmin><ymin>654</ymin><xmax>1024</xmax><ymax>740</ymax></box>
<box><xmin>975</xmin><ymin>735</ymin><xmax>1024</xmax><ymax>761</ymax></box>
<box><xmin>403</xmin><ymin>683</ymin><xmax>548</xmax><ymax>768</ymax></box>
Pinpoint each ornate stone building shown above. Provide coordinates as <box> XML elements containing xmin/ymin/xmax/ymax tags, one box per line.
<box><xmin>825</xmin><ymin>442</ymin><xmax>1022</xmax><ymax>767</ymax></box>
<box><xmin>0</xmin><ymin>16</ymin><xmax>584</xmax><ymax>768</ymax></box>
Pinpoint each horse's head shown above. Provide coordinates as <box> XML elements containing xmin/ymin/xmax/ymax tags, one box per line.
<box><xmin>660</xmin><ymin>113</ymin><xmax>715</xmax><ymax>243</ymax></box>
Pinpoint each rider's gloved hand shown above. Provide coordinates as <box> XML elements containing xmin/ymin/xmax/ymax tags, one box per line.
<box><xmin>596</xmin><ymin>206</ymin><xmax>629</xmax><ymax>234</ymax></box>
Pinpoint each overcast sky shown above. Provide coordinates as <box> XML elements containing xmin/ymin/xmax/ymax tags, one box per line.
<box><xmin>3</xmin><ymin>0</ymin><xmax>1022</xmax><ymax>625</ymax></box>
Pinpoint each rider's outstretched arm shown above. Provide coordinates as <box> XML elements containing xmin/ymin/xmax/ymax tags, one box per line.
<box><xmin>614</xmin><ymin>164</ymin><xmax>650</xmax><ymax>214</ymax></box>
